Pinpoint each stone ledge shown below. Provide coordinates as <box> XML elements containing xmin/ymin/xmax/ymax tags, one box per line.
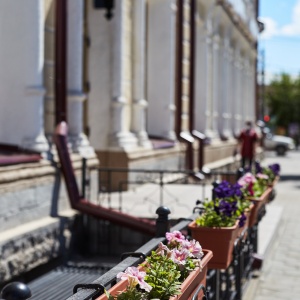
<box><xmin>0</xmin><ymin>210</ymin><xmax>78</xmax><ymax>283</ymax></box>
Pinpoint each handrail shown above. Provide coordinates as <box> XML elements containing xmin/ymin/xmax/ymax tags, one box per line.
<box><xmin>53</xmin><ymin>121</ymin><xmax>156</xmax><ymax>235</ymax></box>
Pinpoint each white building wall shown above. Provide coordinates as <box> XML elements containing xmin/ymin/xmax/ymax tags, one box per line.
<box><xmin>195</xmin><ymin>0</ymin><xmax>258</xmax><ymax>141</ymax></box>
<box><xmin>87</xmin><ymin>1</ymin><xmax>113</xmax><ymax>150</ymax></box>
<box><xmin>147</xmin><ymin>0</ymin><xmax>177</xmax><ymax>140</ymax></box>
<box><xmin>0</xmin><ymin>0</ymin><xmax>48</xmax><ymax>152</ymax></box>
<box><xmin>195</xmin><ymin>17</ymin><xmax>207</xmax><ymax>134</ymax></box>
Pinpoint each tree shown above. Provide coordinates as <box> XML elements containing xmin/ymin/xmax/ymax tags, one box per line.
<box><xmin>266</xmin><ymin>73</ymin><xmax>300</xmax><ymax>133</ymax></box>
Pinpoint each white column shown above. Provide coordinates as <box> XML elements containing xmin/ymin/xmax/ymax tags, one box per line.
<box><xmin>218</xmin><ymin>36</ymin><xmax>228</xmax><ymax>139</ymax></box>
<box><xmin>147</xmin><ymin>0</ymin><xmax>177</xmax><ymax>140</ymax></box>
<box><xmin>237</xmin><ymin>52</ymin><xmax>243</xmax><ymax>133</ymax></box>
<box><xmin>227</xmin><ymin>46</ymin><xmax>234</xmax><ymax>137</ymax></box>
<box><xmin>232</xmin><ymin>46</ymin><xmax>241</xmax><ymax>136</ymax></box>
<box><xmin>67</xmin><ymin>0</ymin><xmax>94</xmax><ymax>157</ymax></box>
<box><xmin>110</xmin><ymin>0</ymin><xmax>138</xmax><ymax>149</ymax></box>
<box><xmin>249</xmin><ymin>56</ymin><xmax>256</xmax><ymax>121</ymax></box>
<box><xmin>205</xmin><ymin>35</ymin><xmax>214</xmax><ymax>137</ymax></box>
<box><xmin>44</xmin><ymin>1</ymin><xmax>55</xmax><ymax>139</ymax></box>
<box><xmin>240</xmin><ymin>56</ymin><xmax>247</xmax><ymax>126</ymax></box>
<box><xmin>211</xmin><ymin>34</ymin><xmax>220</xmax><ymax>134</ymax></box>
<box><xmin>131</xmin><ymin>0</ymin><xmax>151</xmax><ymax>148</ymax></box>
<box><xmin>195</xmin><ymin>21</ymin><xmax>207</xmax><ymax>133</ymax></box>
<box><xmin>221</xmin><ymin>39</ymin><xmax>232</xmax><ymax>138</ymax></box>
<box><xmin>0</xmin><ymin>0</ymin><xmax>48</xmax><ymax>152</ymax></box>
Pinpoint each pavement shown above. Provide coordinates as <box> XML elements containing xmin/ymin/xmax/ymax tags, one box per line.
<box><xmin>244</xmin><ymin>150</ymin><xmax>300</xmax><ymax>299</ymax></box>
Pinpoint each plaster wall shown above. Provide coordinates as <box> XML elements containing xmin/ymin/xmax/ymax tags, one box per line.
<box><xmin>0</xmin><ymin>0</ymin><xmax>46</xmax><ymax>149</ymax></box>
<box><xmin>87</xmin><ymin>0</ymin><xmax>112</xmax><ymax>149</ymax></box>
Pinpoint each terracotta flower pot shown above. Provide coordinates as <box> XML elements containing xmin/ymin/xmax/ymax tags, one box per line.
<box><xmin>170</xmin><ymin>249</ymin><xmax>213</xmax><ymax>300</ymax></box>
<box><xmin>237</xmin><ymin>204</ymin><xmax>253</xmax><ymax>239</ymax></box>
<box><xmin>96</xmin><ymin>249</ymin><xmax>213</xmax><ymax>300</ymax></box>
<box><xmin>268</xmin><ymin>175</ymin><xmax>280</xmax><ymax>187</ymax></box>
<box><xmin>188</xmin><ymin>221</ymin><xmax>239</xmax><ymax>270</ymax></box>
<box><xmin>247</xmin><ymin>187</ymin><xmax>272</xmax><ymax>227</ymax></box>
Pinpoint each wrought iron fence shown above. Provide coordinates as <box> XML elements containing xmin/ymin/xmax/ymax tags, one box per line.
<box><xmin>0</xmin><ymin>203</ymin><xmax>267</xmax><ymax>300</ymax></box>
<box><xmin>1</xmin><ymin>166</ymin><xmax>270</xmax><ymax>300</ymax></box>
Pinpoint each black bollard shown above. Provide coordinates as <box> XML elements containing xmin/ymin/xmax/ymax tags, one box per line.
<box><xmin>211</xmin><ymin>180</ymin><xmax>220</xmax><ymax>201</ymax></box>
<box><xmin>155</xmin><ymin>206</ymin><xmax>170</xmax><ymax>237</ymax></box>
<box><xmin>1</xmin><ymin>282</ymin><xmax>32</xmax><ymax>300</ymax></box>
<box><xmin>236</xmin><ymin>167</ymin><xmax>244</xmax><ymax>180</ymax></box>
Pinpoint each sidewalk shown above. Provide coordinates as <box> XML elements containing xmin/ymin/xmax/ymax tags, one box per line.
<box><xmin>244</xmin><ymin>150</ymin><xmax>300</xmax><ymax>299</ymax></box>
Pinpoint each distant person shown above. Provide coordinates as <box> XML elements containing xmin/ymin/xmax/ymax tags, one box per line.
<box><xmin>238</xmin><ymin>121</ymin><xmax>258</xmax><ymax>169</ymax></box>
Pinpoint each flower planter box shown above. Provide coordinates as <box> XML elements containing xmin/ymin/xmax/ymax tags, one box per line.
<box><xmin>247</xmin><ymin>187</ymin><xmax>273</xmax><ymax>227</ymax></box>
<box><xmin>237</xmin><ymin>204</ymin><xmax>253</xmax><ymax>239</ymax></box>
<box><xmin>188</xmin><ymin>221</ymin><xmax>240</xmax><ymax>270</ymax></box>
<box><xmin>170</xmin><ymin>249</ymin><xmax>213</xmax><ymax>300</ymax></box>
<box><xmin>96</xmin><ymin>249</ymin><xmax>213</xmax><ymax>300</ymax></box>
<box><xmin>268</xmin><ymin>175</ymin><xmax>280</xmax><ymax>187</ymax></box>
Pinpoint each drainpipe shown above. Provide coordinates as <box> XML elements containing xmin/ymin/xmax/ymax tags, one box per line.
<box><xmin>175</xmin><ymin>0</ymin><xmax>183</xmax><ymax>137</ymax></box>
<box><xmin>55</xmin><ymin>0</ymin><xmax>67</xmax><ymax>125</ymax></box>
<box><xmin>189</xmin><ymin>0</ymin><xmax>196</xmax><ymax>134</ymax></box>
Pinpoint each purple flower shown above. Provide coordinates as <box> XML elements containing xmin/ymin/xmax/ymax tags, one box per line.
<box><xmin>214</xmin><ymin>181</ymin><xmax>232</xmax><ymax>198</ymax></box>
<box><xmin>238</xmin><ymin>213</ymin><xmax>247</xmax><ymax>228</ymax></box>
<box><xmin>269</xmin><ymin>163</ymin><xmax>280</xmax><ymax>176</ymax></box>
<box><xmin>214</xmin><ymin>181</ymin><xmax>243</xmax><ymax>199</ymax></box>
<box><xmin>219</xmin><ymin>200</ymin><xmax>237</xmax><ymax>217</ymax></box>
<box><xmin>255</xmin><ymin>161</ymin><xmax>263</xmax><ymax>174</ymax></box>
<box><xmin>231</xmin><ymin>183</ymin><xmax>243</xmax><ymax>197</ymax></box>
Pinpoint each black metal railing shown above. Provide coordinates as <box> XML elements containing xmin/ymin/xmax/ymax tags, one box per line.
<box><xmin>1</xmin><ymin>167</ymin><xmax>273</xmax><ymax>300</ymax></box>
<box><xmin>80</xmin><ymin>161</ymin><xmax>245</xmax><ymax>213</ymax></box>
<box><xmin>83</xmin><ymin>165</ymin><xmax>205</xmax><ymax>211</ymax></box>
<box><xmin>1</xmin><ymin>203</ymin><xmax>267</xmax><ymax>300</ymax></box>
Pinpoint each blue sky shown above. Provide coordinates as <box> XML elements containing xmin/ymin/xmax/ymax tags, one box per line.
<box><xmin>259</xmin><ymin>0</ymin><xmax>300</xmax><ymax>82</ymax></box>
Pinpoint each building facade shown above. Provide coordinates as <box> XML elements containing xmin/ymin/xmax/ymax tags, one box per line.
<box><xmin>0</xmin><ymin>0</ymin><xmax>261</xmax><ymax>283</ymax></box>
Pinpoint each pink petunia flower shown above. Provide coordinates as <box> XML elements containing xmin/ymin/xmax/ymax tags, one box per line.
<box><xmin>170</xmin><ymin>249</ymin><xmax>190</xmax><ymax>266</ymax></box>
<box><xmin>181</xmin><ymin>239</ymin><xmax>204</xmax><ymax>259</ymax></box>
<box><xmin>156</xmin><ymin>242</ymin><xmax>171</xmax><ymax>256</ymax></box>
<box><xmin>238</xmin><ymin>172</ymin><xmax>256</xmax><ymax>186</ymax></box>
<box><xmin>117</xmin><ymin>266</ymin><xmax>152</xmax><ymax>292</ymax></box>
<box><xmin>166</xmin><ymin>230</ymin><xmax>185</xmax><ymax>243</ymax></box>
<box><xmin>256</xmin><ymin>173</ymin><xmax>269</xmax><ymax>180</ymax></box>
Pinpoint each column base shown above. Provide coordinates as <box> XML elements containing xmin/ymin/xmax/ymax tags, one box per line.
<box><xmin>204</xmin><ymin>129</ymin><xmax>218</xmax><ymax>142</ymax></box>
<box><xmin>22</xmin><ymin>134</ymin><xmax>49</xmax><ymax>153</ymax></box>
<box><xmin>69</xmin><ymin>133</ymin><xmax>96</xmax><ymax>158</ymax></box>
<box><xmin>135</xmin><ymin>131</ymin><xmax>152</xmax><ymax>148</ymax></box>
<box><xmin>109</xmin><ymin>131</ymin><xmax>138</xmax><ymax>150</ymax></box>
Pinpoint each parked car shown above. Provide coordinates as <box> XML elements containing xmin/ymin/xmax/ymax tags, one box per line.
<box><xmin>264</xmin><ymin>133</ymin><xmax>295</xmax><ymax>156</ymax></box>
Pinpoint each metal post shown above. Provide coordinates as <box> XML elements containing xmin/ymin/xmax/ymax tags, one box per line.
<box><xmin>55</xmin><ymin>0</ymin><xmax>67</xmax><ymax>125</ymax></box>
<box><xmin>215</xmin><ymin>269</ymin><xmax>220</xmax><ymax>300</ymax></box>
<box><xmin>159</xmin><ymin>171</ymin><xmax>163</xmax><ymax>206</ymax></box>
<box><xmin>212</xmin><ymin>180</ymin><xmax>220</xmax><ymax>201</ymax></box>
<box><xmin>236</xmin><ymin>167</ymin><xmax>244</xmax><ymax>180</ymax></box>
<box><xmin>155</xmin><ymin>206</ymin><xmax>170</xmax><ymax>237</ymax></box>
<box><xmin>81</xmin><ymin>158</ymin><xmax>87</xmax><ymax>198</ymax></box>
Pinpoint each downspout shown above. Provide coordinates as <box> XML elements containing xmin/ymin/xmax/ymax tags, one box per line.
<box><xmin>55</xmin><ymin>0</ymin><xmax>67</xmax><ymax>125</ymax></box>
<box><xmin>189</xmin><ymin>0</ymin><xmax>196</xmax><ymax>134</ymax></box>
<box><xmin>175</xmin><ymin>0</ymin><xmax>183</xmax><ymax>136</ymax></box>
<box><xmin>189</xmin><ymin>0</ymin><xmax>206</xmax><ymax>171</ymax></box>
<box><xmin>175</xmin><ymin>0</ymin><xmax>195</xmax><ymax>171</ymax></box>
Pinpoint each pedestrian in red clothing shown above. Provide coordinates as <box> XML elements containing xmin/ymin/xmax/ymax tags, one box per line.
<box><xmin>238</xmin><ymin>121</ymin><xmax>258</xmax><ymax>169</ymax></box>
